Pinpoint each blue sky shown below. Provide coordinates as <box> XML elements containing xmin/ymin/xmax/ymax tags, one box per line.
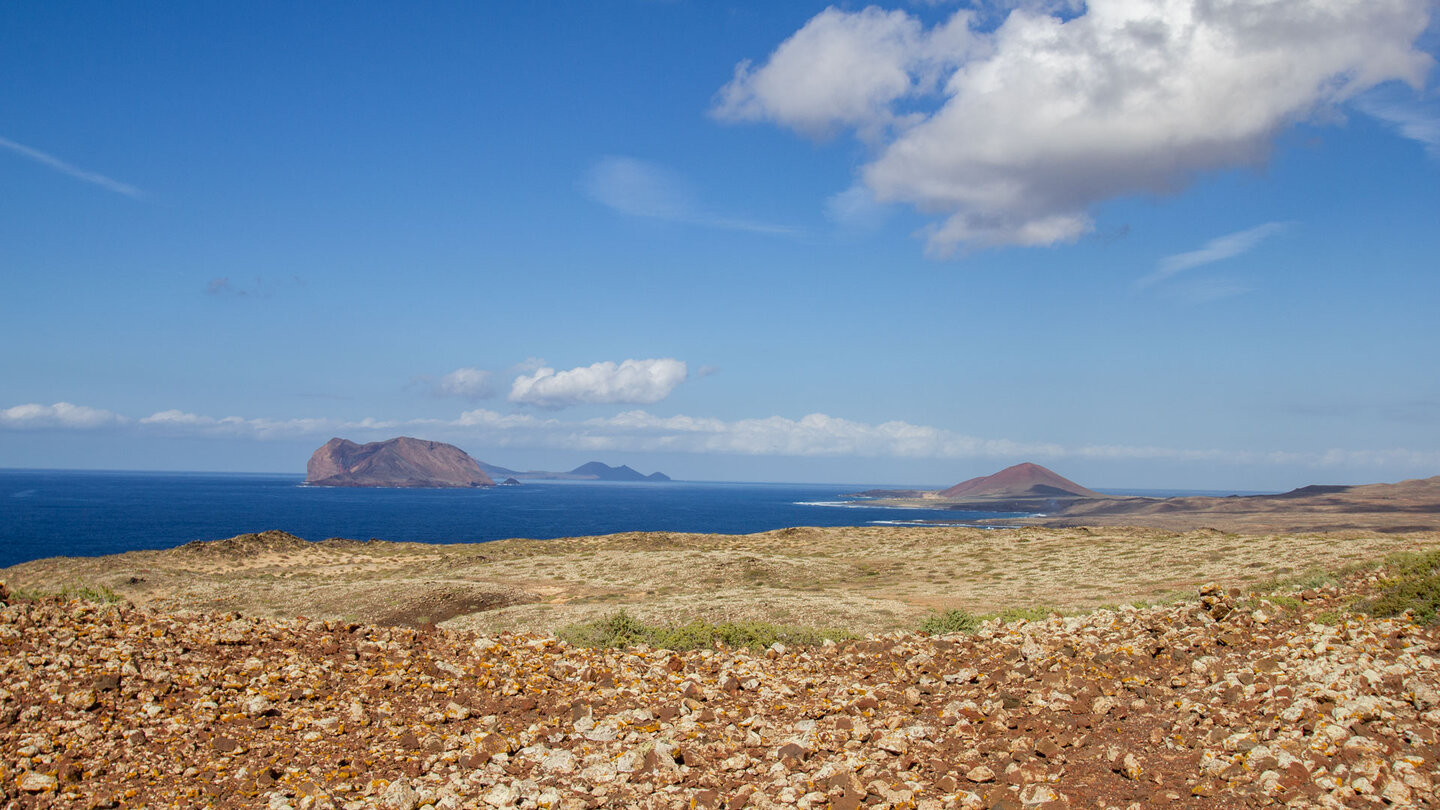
<box><xmin>2</xmin><ymin>0</ymin><xmax>1438</xmax><ymax>490</ymax></box>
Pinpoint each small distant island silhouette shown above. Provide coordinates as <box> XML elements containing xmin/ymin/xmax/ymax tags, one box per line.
<box><xmin>477</xmin><ymin>459</ymin><xmax>671</xmax><ymax>482</ymax></box>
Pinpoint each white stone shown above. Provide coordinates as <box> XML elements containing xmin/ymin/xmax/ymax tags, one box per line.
<box><xmin>381</xmin><ymin>777</ymin><xmax>422</xmax><ymax>810</ymax></box>
<box><xmin>539</xmin><ymin>749</ymin><xmax>576</xmax><ymax>774</ymax></box>
<box><xmin>483</xmin><ymin>782</ymin><xmax>518</xmax><ymax>808</ymax></box>
<box><xmin>242</xmin><ymin>695</ymin><xmax>274</xmax><ymax>718</ymax></box>
<box><xmin>17</xmin><ymin>772</ymin><xmax>58</xmax><ymax>793</ymax></box>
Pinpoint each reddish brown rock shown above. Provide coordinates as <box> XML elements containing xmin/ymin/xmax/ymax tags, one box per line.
<box><xmin>305</xmin><ymin>436</ymin><xmax>494</xmax><ymax>488</ymax></box>
<box><xmin>3</xmin><ymin>573</ymin><xmax>1438</xmax><ymax>808</ymax></box>
<box><xmin>939</xmin><ymin>462</ymin><xmax>1099</xmax><ymax>499</ymax></box>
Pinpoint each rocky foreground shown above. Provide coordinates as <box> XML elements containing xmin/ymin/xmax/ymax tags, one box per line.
<box><xmin>2</xmin><ymin>578</ymin><xmax>1438</xmax><ymax>809</ymax></box>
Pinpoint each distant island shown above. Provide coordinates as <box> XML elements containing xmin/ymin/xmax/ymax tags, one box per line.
<box><xmin>851</xmin><ymin>461</ymin><xmax>1440</xmax><ymax>533</ymax></box>
<box><xmin>477</xmin><ymin>460</ymin><xmax>671</xmax><ymax>482</ymax></box>
<box><xmin>305</xmin><ymin>437</ymin><xmax>494</xmax><ymax>488</ymax></box>
<box><xmin>851</xmin><ymin>462</ymin><xmax>1100</xmax><ymax>513</ymax></box>
<box><xmin>305</xmin><ymin>437</ymin><xmax>670</xmax><ymax>487</ymax></box>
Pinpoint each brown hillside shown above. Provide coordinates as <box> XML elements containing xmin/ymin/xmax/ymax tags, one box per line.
<box><xmin>1033</xmin><ymin>474</ymin><xmax>1440</xmax><ymax>533</ymax></box>
<box><xmin>939</xmin><ymin>462</ymin><xmax>1099</xmax><ymax>499</ymax></box>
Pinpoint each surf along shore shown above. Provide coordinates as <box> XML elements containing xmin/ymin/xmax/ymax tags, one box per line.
<box><xmin>4</xmin><ymin>523</ymin><xmax>1440</xmax><ymax>807</ymax></box>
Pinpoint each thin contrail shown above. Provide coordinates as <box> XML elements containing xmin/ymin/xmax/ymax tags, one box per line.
<box><xmin>0</xmin><ymin>135</ymin><xmax>145</xmax><ymax>199</ymax></box>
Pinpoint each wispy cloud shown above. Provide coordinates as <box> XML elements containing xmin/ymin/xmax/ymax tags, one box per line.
<box><xmin>0</xmin><ymin>136</ymin><xmax>145</xmax><ymax>199</ymax></box>
<box><xmin>7</xmin><ymin>399</ymin><xmax>1439</xmax><ymax>471</ymax></box>
<box><xmin>205</xmin><ymin>276</ymin><xmax>304</xmax><ymax>299</ymax></box>
<box><xmin>136</xmin><ymin>409</ymin><xmax>396</xmax><ymax>440</ymax></box>
<box><xmin>1136</xmin><ymin>222</ymin><xmax>1289</xmax><ymax>291</ymax></box>
<box><xmin>1158</xmin><ymin>277</ymin><xmax>1255</xmax><ymax>305</ymax></box>
<box><xmin>432</xmin><ymin>367</ymin><xmax>497</xmax><ymax>401</ymax></box>
<box><xmin>582</xmin><ymin>156</ymin><xmax>799</xmax><ymax>236</ymax></box>
<box><xmin>825</xmin><ymin>184</ymin><xmax>892</xmax><ymax>232</ymax></box>
<box><xmin>1357</xmin><ymin>95</ymin><xmax>1440</xmax><ymax>158</ymax></box>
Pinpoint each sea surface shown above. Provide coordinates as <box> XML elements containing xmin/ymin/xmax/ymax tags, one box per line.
<box><xmin>0</xmin><ymin>469</ymin><xmax>1028</xmax><ymax>568</ymax></box>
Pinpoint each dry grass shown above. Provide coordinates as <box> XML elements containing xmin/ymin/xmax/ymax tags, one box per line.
<box><xmin>5</xmin><ymin>525</ymin><xmax>1438</xmax><ymax>634</ymax></box>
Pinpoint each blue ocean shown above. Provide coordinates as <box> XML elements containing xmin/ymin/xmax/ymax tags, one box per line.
<box><xmin>0</xmin><ymin>469</ymin><xmax>1021</xmax><ymax>569</ymax></box>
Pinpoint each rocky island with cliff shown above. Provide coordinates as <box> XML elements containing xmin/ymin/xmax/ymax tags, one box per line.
<box><xmin>305</xmin><ymin>437</ymin><xmax>496</xmax><ymax>489</ymax></box>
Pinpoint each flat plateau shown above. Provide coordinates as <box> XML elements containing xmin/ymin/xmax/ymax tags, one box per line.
<box><xmin>5</xmin><ymin>525</ymin><xmax>1439</xmax><ymax>634</ymax></box>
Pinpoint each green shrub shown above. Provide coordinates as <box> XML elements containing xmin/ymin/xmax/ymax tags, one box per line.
<box><xmin>1272</xmin><ymin>595</ymin><xmax>1306</xmax><ymax>610</ymax></box>
<box><xmin>1385</xmin><ymin>549</ymin><xmax>1440</xmax><ymax>580</ymax></box>
<box><xmin>1289</xmin><ymin>572</ymin><xmax>1339</xmax><ymax>591</ymax></box>
<box><xmin>1359</xmin><ymin>544</ymin><xmax>1440</xmax><ymax>619</ymax></box>
<box><xmin>917</xmin><ymin>609</ymin><xmax>980</xmax><ymax>635</ymax></box>
<box><xmin>1361</xmin><ymin>549</ymin><xmax>1440</xmax><ymax>624</ymax></box>
<box><xmin>1252</xmin><ymin>569</ymin><xmax>1337</xmax><ymax>595</ymax></box>
<box><xmin>13</xmin><ymin>583</ymin><xmax>121</xmax><ymax>604</ymax></box>
<box><xmin>994</xmin><ymin>606</ymin><xmax>1054</xmax><ymax>624</ymax></box>
<box><xmin>558</xmin><ymin>610</ymin><xmax>853</xmax><ymax>650</ymax></box>
<box><xmin>560</xmin><ymin>610</ymin><xmax>651</xmax><ymax>648</ymax></box>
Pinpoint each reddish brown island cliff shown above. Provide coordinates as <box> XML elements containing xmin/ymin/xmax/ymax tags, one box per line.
<box><xmin>305</xmin><ymin>437</ymin><xmax>495</xmax><ymax>488</ymax></box>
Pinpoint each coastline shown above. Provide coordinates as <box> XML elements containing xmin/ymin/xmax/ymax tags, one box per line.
<box><xmin>833</xmin><ymin>477</ymin><xmax>1440</xmax><ymax>535</ymax></box>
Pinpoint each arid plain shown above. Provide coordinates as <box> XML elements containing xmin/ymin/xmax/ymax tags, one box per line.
<box><xmin>5</xmin><ymin>524</ymin><xmax>1439</xmax><ymax>635</ymax></box>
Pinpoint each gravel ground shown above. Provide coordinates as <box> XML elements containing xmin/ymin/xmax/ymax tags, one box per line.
<box><xmin>1</xmin><ymin>577</ymin><xmax>1437</xmax><ymax>809</ymax></box>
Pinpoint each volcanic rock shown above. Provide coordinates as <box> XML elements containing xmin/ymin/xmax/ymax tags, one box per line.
<box><xmin>305</xmin><ymin>437</ymin><xmax>494</xmax><ymax>488</ymax></box>
<box><xmin>2</xmin><ymin>574</ymin><xmax>1439</xmax><ymax>807</ymax></box>
<box><xmin>939</xmin><ymin>462</ymin><xmax>1098</xmax><ymax>500</ymax></box>
<box><xmin>1046</xmin><ymin>474</ymin><xmax>1440</xmax><ymax>533</ymax></box>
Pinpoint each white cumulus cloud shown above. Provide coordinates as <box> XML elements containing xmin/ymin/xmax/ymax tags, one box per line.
<box><xmin>0</xmin><ymin>402</ymin><xmax>125</xmax><ymax>429</ymax></box>
<box><xmin>509</xmin><ymin>359</ymin><xmax>689</xmax><ymax>409</ymax></box>
<box><xmin>716</xmin><ymin>0</ymin><xmax>1434</xmax><ymax>253</ymax></box>
<box><xmin>712</xmin><ymin>7</ymin><xmax>979</xmax><ymax>140</ymax></box>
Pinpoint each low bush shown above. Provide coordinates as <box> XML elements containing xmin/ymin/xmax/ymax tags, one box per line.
<box><xmin>1252</xmin><ymin>568</ymin><xmax>1338</xmax><ymax>595</ymax></box>
<box><xmin>917</xmin><ymin>605</ymin><xmax>1062</xmax><ymax>634</ymax></box>
<box><xmin>994</xmin><ymin>606</ymin><xmax>1055</xmax><ymax>624</ymax></box>
<box><xmin>12</xmin><ymin>583</ymin><xmax>121</xmax><ymax>604</ymax></box>
<box><xmin>917</xmin><ymin>609</ymin><xmax>980</xmax><ymax>635</ymax></box>
<box><xmin>1361</xmin><ymin>549</ymin><xmax>1440</xmax><ymax>624</ymax></box>
<box><xmin>558</xmin><ymin>610</ymin><xmax>853</xmax><ymax>650</ymax></box>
